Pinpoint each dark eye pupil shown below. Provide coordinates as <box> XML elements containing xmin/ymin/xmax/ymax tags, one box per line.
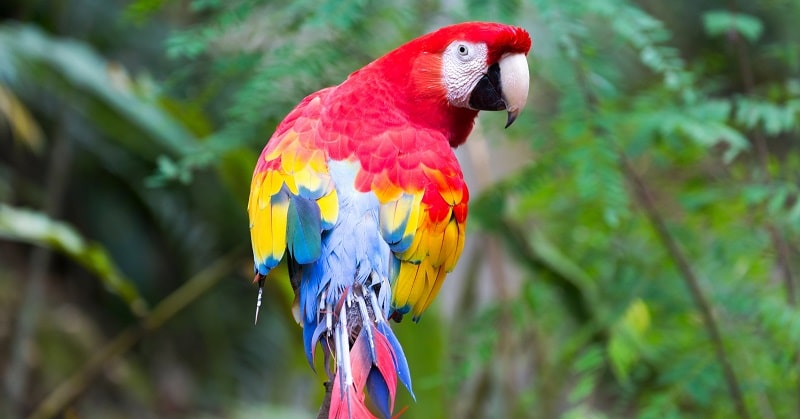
<box><xmin>459</xmin><ymin>46</ymin><xmax>467</xmax><ymax>54</ymax></box>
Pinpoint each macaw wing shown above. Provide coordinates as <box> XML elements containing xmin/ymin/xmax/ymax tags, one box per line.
<box><xmin>248</xmin><ymin>89</ymin><xmax>339</xmax><ymax>275</ymax></box>
<box><xmin>363</xmin><ymin>129</ymin><xmax>469</xmax><ymax>320</ymax></box>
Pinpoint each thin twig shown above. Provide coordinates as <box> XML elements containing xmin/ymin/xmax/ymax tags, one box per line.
<box><xmin>619</xmin><ymin>156</ymin><xmax>750</xmax><ymax>419</ymax></box>
<box><xmin>768</xmin><ymin>226</ymin><xmax>797</xmax><ymax>305</ymax></box>
<box><xmin>26</xmin><ymin>248</ymin><xmax>244</xmax><ymax>419</ymax></box>
<box><xmin>725</xmin><ymin>1</ymin><xmax>797</xmax><ymax>415</ymax></box>
<box><xmin>725</xmin><ymin>0</ymin><xmax>797</xmax><ymax>307</ymax></box>
<box><xmin>3</xmin><ymin>122</ymin><xmax>71</xmax><ymax>418</ymax></box>
<box><xmin>568</xmin><ymin>39</ymin><xmax>750</xmax><ymax>418</ymax></box>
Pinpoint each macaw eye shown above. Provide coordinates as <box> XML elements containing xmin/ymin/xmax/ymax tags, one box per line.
<box><xmin>454</xmin><ymin>43</ymin><xmax>477</xmax><ymax>62</ymax></box>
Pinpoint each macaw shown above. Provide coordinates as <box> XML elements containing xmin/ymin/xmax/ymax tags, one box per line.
<box><xmin>248</xmin><ymin>22</ymin><xmax>531</xmax><ymax>418</ymax></box>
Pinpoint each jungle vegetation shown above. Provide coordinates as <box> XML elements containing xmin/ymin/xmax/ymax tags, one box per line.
<box><xmin>2</xmin><ymin>1</ymin><xmax>800</xmax><ymax>418</ymax></box>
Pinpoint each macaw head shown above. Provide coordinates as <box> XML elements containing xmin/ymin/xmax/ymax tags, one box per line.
<box><xmin>353</xmin><ymin>21</ymin><xmax>532</xmax><ymax>146</ymax></box>
<box><xmin>425</xmin><ymin>22</ymin><xmax>532</xmax><ymax>128</ymax></box>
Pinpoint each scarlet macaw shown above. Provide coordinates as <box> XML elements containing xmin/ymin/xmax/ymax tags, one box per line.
<box><xmin>248</xmin><ymin>22</ymin><xmax>531</xmax><ymax>418</ymax></box>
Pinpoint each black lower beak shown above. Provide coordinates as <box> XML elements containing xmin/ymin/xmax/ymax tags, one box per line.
<box><xmin>468</xmin><ymin>63</ymin><xmax>506</xmax><ymax>112</ymax></box>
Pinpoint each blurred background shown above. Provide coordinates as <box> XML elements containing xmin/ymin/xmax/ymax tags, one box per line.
<box><xmin>1</xmin><ymin>0</ymin><xmax>799</xmax><ymax>418</ymax></box>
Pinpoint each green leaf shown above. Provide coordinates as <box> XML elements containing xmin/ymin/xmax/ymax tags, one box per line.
<box><xmin>0</xmin><ymin>83</ymin><xmax>44</xmax><ymax>153</ymax></box>
<box><xmin>735</xmin><ymin>98</ymin><xmax>799</xmax><ymax>136</ymax></box>
<box><xmin>703</xmin><ymin>10</ymin><xmax>764</xmax><ymax>43</ymax></box>
<box><xmin>608</xmin><ymin>299</ymin><xmax>651</xmax><ymax>384</ymax></box>
<box><xmin>0</xmin><ymin>24</ymin><xmax>199</xmax><ymax>160</ymax></box>
<box><xmin>0</xmin><ymin>204</ymin><xmax>148</xmax><ymax>317</ymax></box>
<box><xmin>656</xmin><ymin>100</ymin><xmax>750</xmax><ymax>162</ymax></box>
<box><xmin>569</xmin><ymin>346</ymin><xmax>604</xmax><ymax>404</ymax></box>
<box><xmin>123</xmin><ymin>0</ymin><xmax>168</xmax><ymax>24</ymax></box>
<box><xmin>788</xmin><ymin>195</ymin><xmax>800</xmax><ymax>223</ymax></box>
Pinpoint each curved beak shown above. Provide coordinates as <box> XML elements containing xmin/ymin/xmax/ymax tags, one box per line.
<box><xmin>468</xmin><ymin>53</ymin><xmax>530</xmax><ymax>128</ymax></box>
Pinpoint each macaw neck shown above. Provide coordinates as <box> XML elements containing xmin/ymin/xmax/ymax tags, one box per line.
<box><xmin>440</xmin><ymin>106</ymin><xmax>479</xmax><ymax>147</ymax></box>
<box><xmin>389</xmin><ymin>89</ymin><xmax>478</xmax><ymax>148</ymax></box>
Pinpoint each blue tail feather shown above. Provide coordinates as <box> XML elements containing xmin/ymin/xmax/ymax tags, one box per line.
<box><xmin>304</xmin><ymin>316</ymin><xmax>328</xmax><ymax>370</ymax></box>
<box><xmin>367</xmin><ymin>368</ymin><xmax>392</xmax><ymax>419</ymax></box>
<box><xmin>377</xmin><ymin>321</ymin><xmax>414</xmax><ymax>400</ymax></box>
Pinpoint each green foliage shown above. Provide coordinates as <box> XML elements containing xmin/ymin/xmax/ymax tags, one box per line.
<box><xmin>735</xmin><ymin>97</ymin><xmax>800</xmax><ymax>136</ymax></box>
<box><xmin>703</xmin><ymin>10</ymin><xmax>764</xmax><ymax>43</ymax></box>
<box><xmin>469</xmin><ymin>0</ymin><xmax>800</xmax><ymax>417</ymax></box>
<box><xmin>0</xmin><ymin>204</ymin><xmax>147</xmax><ymax>316</ymax></box>
<box><xmin>608</xmin><ymin>298</ymin><xmax>651</xmax><ymax>385</ymax></box>
<box><xmin>3</xmin><ymin>0</ymin><xmax>800</xmax><ymax>418</ymax></box>
<box><xmin>0</xmin><ymin>23</ymin><xmax>199</xmax><ymax>159</ymax></box>
<box><xmin>0</xmin><ymin>83</ymin><xmax>44</xmax><ymax>152</ymax></box>
<box><xmin>154</xmin><ymin>0</ymin><xmax>432</xmax><ymax>182</ymax></box>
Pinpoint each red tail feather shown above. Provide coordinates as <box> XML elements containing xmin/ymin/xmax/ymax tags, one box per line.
<box><xmin>371</xmin><ymin>329</ymin><xmax>398</xmax><ymax>414</ymax></box>
<box><xmin>330</xmin><ymin>371</ymin><xmax>375</xmax><ymax>419</ymax></box>
<box><xmin>328</xmin><ymin>324</ymin><xmax>404</xmax><ymax>419</ymax></box>
<box><xmin>330</xmin><ymin>332</ymin><xmax>375</xmax><ymax>419</ymax></box>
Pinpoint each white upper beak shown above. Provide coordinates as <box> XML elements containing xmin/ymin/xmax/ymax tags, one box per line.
<box><xmin>498</xmin><ymin>53</ymin><xmax>530</xmax><ymax>127</ymax></box>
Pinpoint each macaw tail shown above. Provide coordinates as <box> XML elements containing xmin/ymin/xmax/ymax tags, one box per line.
<box><xmin>307</xmin><ymin>281</ymin><xmax>414</xmax><ymax>419</ymax></box>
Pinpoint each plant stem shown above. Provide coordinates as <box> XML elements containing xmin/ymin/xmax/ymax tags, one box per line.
<box><xmin>26</xmin><ymin>249</ymin><xmax>243</xmax><ymax>419</ymax></box>
<box><xmin>725</xmin><ymin>0</ymin><xmax>797</xmax><ymax>307</ymax></box>
<box><xmin>568</xmin><ymin>38</ymin><xmax>750</xmax><ymax>418</ymax></box>
<box><xmin>726</xmin><ymin>1</ymin><xmax>798</xmax><ymax>415</ymax></box>
<box><xmin>619</xmin><ymin>156</ymin><xmax>750</xmax><ymax>419</ymax></box>
<box><xmin>3</xmin><ymin>123</ymin><xmax>72</xmax><ymax>418</ymax></box>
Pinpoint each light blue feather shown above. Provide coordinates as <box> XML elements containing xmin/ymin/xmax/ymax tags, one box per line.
<box><xmin>291</xmin><ymin>160</ymin><xmax>415</xmax><ymax>415</ymax></box>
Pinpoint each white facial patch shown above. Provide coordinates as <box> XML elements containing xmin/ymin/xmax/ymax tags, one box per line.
<box><xmin>442</xmin><ymin>41</ymin><xmax>488</xmax><ymax>108</ymax></box>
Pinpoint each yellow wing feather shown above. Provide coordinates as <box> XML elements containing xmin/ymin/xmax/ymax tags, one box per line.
<box><xmin>383</xmin><ymin>172</ymin><xmax>467</xmax><ymax>319</ymax></box>
<box><xmin>248</xmin><ymin>121</ymin><xmax>338</xmax><ymax>274</ymax></box>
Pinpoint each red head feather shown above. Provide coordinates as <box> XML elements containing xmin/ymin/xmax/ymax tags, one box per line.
<box><xmin>329</xmin><ymin>22</ymin><xmax>531</xmax><ymax>147</ymax></box>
